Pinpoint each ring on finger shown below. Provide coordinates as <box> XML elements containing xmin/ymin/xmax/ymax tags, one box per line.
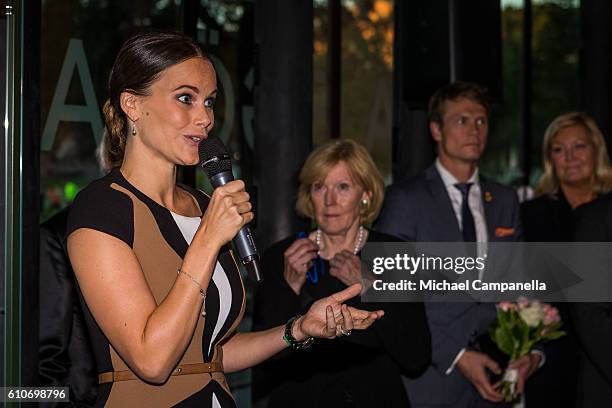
<box><xmin>340</xmin><ymin>328</ymin><xmax>352</xmax><ymax>336</ymax></box>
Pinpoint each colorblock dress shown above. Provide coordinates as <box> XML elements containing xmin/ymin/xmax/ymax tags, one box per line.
<box><xmin>67</xmin><ymin>168</ymin><xmax>245</xmax><ymax>407</ymax></box>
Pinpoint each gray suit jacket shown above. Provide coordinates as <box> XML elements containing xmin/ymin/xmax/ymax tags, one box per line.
<box><xmin>376</xmin><ymin>164</ymin><xmax>522</xmax><ymax>407</ymax></box>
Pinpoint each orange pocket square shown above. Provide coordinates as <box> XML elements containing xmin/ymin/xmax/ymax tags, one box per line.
<box><xmin>495</xmin><ymin>227</ymin><xmax>515</xmax><ymax>237</ymax></box>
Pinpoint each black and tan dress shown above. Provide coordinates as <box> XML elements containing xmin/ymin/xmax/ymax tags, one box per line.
<box><xmin>67</xmin><ymin>168</ymin><xmax>245</xmax><ymax>407</ymax></box>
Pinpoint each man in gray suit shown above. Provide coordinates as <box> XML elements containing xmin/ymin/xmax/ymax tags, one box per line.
<box><xmin>376</xmin><ymin>82</ymin><xmax>541</xmax><ymax>407</ymax></box>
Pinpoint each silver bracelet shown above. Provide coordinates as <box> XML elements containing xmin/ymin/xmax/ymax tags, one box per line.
<box><xmin>177</xmin><ymin>269</ymin><xmax>207</xmax><ymax>317</ymax></box>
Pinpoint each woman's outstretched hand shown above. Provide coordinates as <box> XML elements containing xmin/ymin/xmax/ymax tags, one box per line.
<box><xmin>293</xmin><ymin>283</ymin><xmax>384</xmax><ymax>340</ymax></box>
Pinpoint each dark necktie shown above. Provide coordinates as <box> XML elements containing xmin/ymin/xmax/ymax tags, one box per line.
<box><xmin>454</xmin><ymin>182</ymin><xmax>477</xmax><ymax>243</ymax></box>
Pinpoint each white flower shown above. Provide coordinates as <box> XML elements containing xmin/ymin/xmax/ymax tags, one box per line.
<box><xmin>518</xmin><ymin>302</ymin><xmax>545</xmax><ymax>327</ymax></box>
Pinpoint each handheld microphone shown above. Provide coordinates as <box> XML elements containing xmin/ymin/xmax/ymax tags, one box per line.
<box><xmin>199</xmin><ymin>136</ymin><xmax>263</xmax><ymax>282</ymax></box>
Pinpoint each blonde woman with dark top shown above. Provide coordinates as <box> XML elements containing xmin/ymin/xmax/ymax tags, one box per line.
<box><xmin>253</xmin><ymin>140</ymin><xmax>431</xmax><ymax>407</ymax></box>
<box><xmin>522</xmin><ymin>111</ymin><xmax>612</xmax><ymax>241</ymax></box>
<box><xmin>521</xmin><ymin>111</ymin><xmax>612</xmax><ymax>408</ymax></box>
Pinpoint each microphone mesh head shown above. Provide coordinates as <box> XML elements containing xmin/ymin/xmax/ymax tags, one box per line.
<box><xmin>199</xmin><ymin>136</ymin><xmax>232</xmax><ymax>177</ymax></box>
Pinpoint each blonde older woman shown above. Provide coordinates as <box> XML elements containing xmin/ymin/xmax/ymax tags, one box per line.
<box><xmin>252</xmin><ymin>139</ymin><xmax>431</xmax><ymax>408</ymax></box>
<box><xmin>522</xmin><ymin>112</ymin><xmax>612</xmax><ymax>242</ymax></box>
<box><xmin>520</xmin><ymin>111</ymin><xmax>612</xmax><ymax>408</ymax></box>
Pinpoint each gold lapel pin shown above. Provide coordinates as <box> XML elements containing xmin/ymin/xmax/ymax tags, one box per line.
<box><xmin>484</xmin><ymin>191</ymin><xmax>493</xmax><ymax>202</ymax></box>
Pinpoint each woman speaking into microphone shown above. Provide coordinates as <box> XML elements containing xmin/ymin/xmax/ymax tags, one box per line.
<box><xmin>66</xmin><ymin>31</ymin><xmax>382</xmax><ymax>407</ymax></box>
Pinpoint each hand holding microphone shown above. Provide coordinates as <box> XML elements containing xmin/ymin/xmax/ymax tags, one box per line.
<box><xmin>199</xmin><ymin>136</ymin><xmax>263</xmax><ymax>282</ymax></box>
<box><xmin>198</xmin><ymin>180</ymin><xmax>253</xmax><ymax>248</ymax></box>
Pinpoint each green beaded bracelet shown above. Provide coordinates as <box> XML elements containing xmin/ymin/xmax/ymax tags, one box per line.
<box><xmin>283</xmin><ymin>315</ymin><xmax>314</xmax><ymax>350</ymax></box>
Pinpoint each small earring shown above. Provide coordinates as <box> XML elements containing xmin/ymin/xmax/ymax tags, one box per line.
<box><xmin>132</xmin><ymin>127</ymin><xmax>137</xmax><ymax>136</ymax></box>
<box><xmin>361</xmin><ymin>199</ymin><xmax>369</xmax><ymax>207</ymax></box>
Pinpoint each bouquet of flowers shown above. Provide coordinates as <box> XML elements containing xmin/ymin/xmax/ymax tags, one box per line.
<box><xmin>490</xmin><ymin>300</ymin><xmax>566</xmax><ymax>402</ymax></box>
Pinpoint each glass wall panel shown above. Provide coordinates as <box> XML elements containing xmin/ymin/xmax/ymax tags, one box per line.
<box><xmin>3</xmin><ymin>0</ymin><xmax>25</xmax><ymax>386</ymax></box>
<box><xmin>1</xmin><ymin>3</ymin><xmax>9</xmax><ymax>387</ymax></box>
<box><xmin>312</xmin><ymin>0</ymin><xmax>393</xmax><ymax>183</ymax></box>
<box><xmin>480</xmin><ymin>0</ymin><xmax>524</xmax><ymax>185</ymax></box>
<box><xmin>340</xmin><ymin>0</ymin><xmax>393</xmax><ymax>183</ymax></box>
<box><xmin>480</xmin><ymin>0</ymin><xmax>580</xmax><ymax>189</ymax></box>
<box><xmin>313</xmin><ymin>0</ymin><xmax>329</xmax><ymax>146</ymax></box>
<box><xmin>530</xmin><ymin>0</ymin><xmax>580</xmax><ymax>184</ymax></box>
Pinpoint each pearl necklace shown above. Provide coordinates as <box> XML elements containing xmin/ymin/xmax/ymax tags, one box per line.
<box><xmin>316</xmin><ymin>225</ymin><xmax>365</xmax><ymax>256</ymax></box>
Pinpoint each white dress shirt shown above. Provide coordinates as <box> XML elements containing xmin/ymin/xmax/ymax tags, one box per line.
<box><xmin>435</xmin><ymin>158</ymin><xmax>488</xmax><ymax>244</ymax></box>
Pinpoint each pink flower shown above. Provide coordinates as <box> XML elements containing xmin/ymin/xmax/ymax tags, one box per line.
<box><xmin>543</xmin><ymin>306</ymin><xmax>560</xmax><ymax>325</ymax></box>
<box><xmin>497</xmin><ymin>301</ymin><xmax>517</xmax><ymax>312</ymax></box>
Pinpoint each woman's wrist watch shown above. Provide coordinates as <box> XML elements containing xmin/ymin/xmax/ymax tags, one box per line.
<box><xmin>283</xmin><ymin>315</ymin><xmax>314</xmax><ymax>350</ymax></box>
